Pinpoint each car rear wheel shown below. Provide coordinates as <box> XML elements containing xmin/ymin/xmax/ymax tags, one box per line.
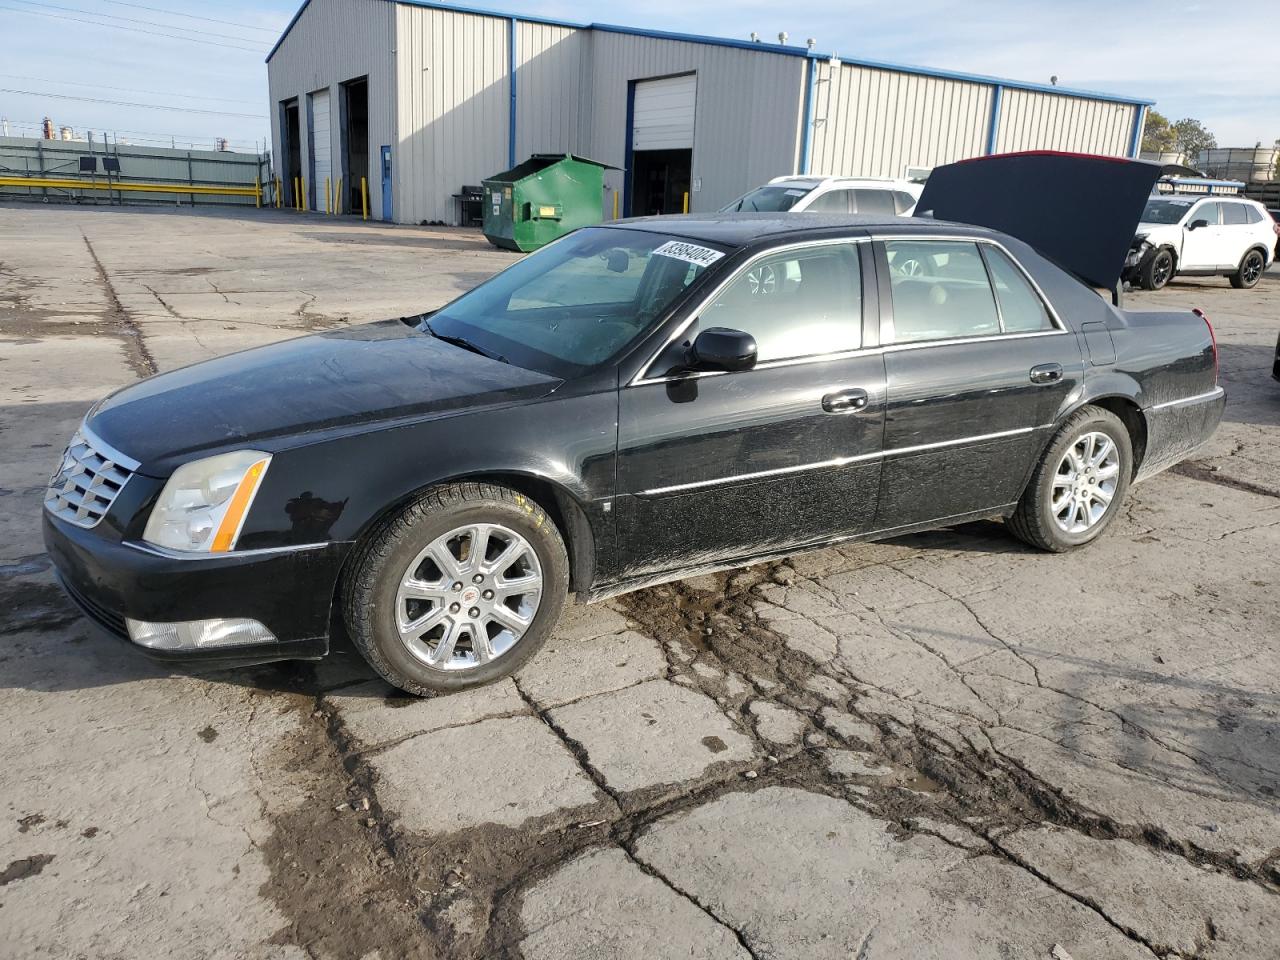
<box><xmin>343</xmin><ymin>482</ymin><xmax>569</xmax><ymax>695</ymax></box>
<box><xmin>1140</xmin><ymin>248</ymin><xmax>1174</xmax><ymax>290</ymax></box>
<box><xmin>1230</xmin><ymin>249</ymin><xmax>1265</xmax><ymax>289</ymax></box>
<box><xmin>1007</xmin><ymin>406</ymin><xmax>1133</xmax><ymax>552</ymax></box>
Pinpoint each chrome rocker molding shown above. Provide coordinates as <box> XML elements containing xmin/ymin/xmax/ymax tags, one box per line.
<box><xmin>638</xmin><ymin>425</ymin><xmax>1046</xmax><ymax>496</ymax></box>
<box><xmin>124</xmin><ymin>540</ymin><xmax>335</xmax><ymax>561</ymax></box>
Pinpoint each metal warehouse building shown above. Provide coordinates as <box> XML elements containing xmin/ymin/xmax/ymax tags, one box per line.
<box><xmin>267</xmin><ymin>0</ymin><xmax>1153</xmax><ymax>224</ymax></box>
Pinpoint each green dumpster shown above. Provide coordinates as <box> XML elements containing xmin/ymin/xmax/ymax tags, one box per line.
<box><xmin>482</xmin><ymin>154</ymin><xmax>616</xmax><ymax>252</ymax></box>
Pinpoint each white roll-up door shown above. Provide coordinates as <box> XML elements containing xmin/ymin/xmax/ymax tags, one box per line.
<box><xmin>632</xmin><ymin>74</ymin><xmax>696</xmax><ymax>151</ymax></box>
<box><xmin>309</xmin><ymin>88</ymin><xmax>332</xmax><ymax>196</ymax></box>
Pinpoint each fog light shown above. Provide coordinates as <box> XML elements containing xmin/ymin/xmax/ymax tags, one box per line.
<box><xmin>126</xmin><ymin>617</ymin><xmax>276</xmax><ymax>651</ymax></box>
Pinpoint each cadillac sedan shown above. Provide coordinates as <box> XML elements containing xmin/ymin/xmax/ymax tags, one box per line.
<box><xmin>44</xmin><ymin>154</ymin><xmax>1225</xmax><ymax>695</ymax></box>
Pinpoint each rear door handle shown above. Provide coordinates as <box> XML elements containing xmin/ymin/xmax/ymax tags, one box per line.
<box><xmin>1030</xmin><ymin>363</ymin><xmax>1064</xmax><ymax>385</ymax></box>
<box><xmin>822</xmin><ymin>388</ymin><xmax>869</xmax><ymax>413</ymax></box>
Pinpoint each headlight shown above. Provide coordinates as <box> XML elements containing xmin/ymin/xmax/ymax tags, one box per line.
<box><xmin>143</xmin><ymin>450</ymin><xmax>271</xmax><ymax>553</ymax></box>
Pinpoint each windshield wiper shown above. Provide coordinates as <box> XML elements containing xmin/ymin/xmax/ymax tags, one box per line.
<box><xmin>422</xmin><ymin>320</ymin><xmax>508</xmax><ymax>363</ymax></box>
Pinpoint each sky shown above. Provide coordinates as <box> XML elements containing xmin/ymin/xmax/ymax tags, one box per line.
<box><xmin>0</xmin><ymin>0</ymin><xmax>1274</xmax><ymax>154</ymax></box>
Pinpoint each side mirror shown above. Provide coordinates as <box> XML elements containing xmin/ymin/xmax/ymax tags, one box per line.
<box><xmin>1187</xmin><ymin>219</ymin><xmax>1209</xmax><ymax>231</ymax></box>
<box><xmin>690</xmin><ymin>327</ymin><xmax>757</xmax><ymax>372</ymax></box>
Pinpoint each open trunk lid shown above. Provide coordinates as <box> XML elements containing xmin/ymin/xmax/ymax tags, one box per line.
<box><xmin>915</xmin><ymin>151</ymin><xmax>1163</xmax><ymax>291</ymax></box>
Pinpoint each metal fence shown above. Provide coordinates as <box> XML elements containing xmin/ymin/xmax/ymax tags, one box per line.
<box><xmin>0</xmin><ymin>136</ymin><xmax>271</xmax><ymax>207</ymax></box>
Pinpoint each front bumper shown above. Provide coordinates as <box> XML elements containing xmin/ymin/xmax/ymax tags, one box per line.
<box><xmin>43</xmin><ymin>511</ymin><xmax>347</xmax><ymax>666</ymax></box>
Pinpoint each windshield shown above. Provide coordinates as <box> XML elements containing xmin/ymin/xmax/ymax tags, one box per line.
<box><xmin>421</xmin><ymin>228</ymin><xmax>725</xmax><ymax>377</ymax></box>
<box><xmin>722</xmin><ymin>184</ymin><xmax>814</xmax><ymax>212</ymax></box>
<box><xmin>1141</xmin><ymin>197</ymin><xmax>1196</xmax><ymax>224</ymax></box>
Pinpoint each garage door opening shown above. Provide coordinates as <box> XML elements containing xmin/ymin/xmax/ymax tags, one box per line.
<box><xmin>307</xmin><ymin>87</ymin><xmax>332</xmax><ymax>212</ymax></box>
<box><xmin>281</xmin><ymin>99</ymin><xmax>302</xmax><ymax>208</ymax></box>
<box><xmin>631</xmin><ymin>149</ymin><xmax>691</xmax><ymax>217</ymax></box>
<box><xmin>627</xmin><ymin>73</ymin><xmax>695</xmax><ymax>217</ymax></box>
<box><xmin>340</xmin><ymin>76</ymin><xmax>368</xmax><ymax>216</ymax></box>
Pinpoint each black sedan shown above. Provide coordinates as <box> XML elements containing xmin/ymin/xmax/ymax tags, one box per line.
<box><xmin>44</xmin><ymin>154</ymin><xmax>1225</xmax><ymax>695</ymax></box>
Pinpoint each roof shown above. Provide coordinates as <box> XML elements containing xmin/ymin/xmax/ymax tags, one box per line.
<box><xmin>266</xmin><ymin>0</ymin><xmax>1155</xmax><ymax>106</ymax></box>
<box><xmin>598</xmin><ymin>212</ymin><xmax>986</xmax><ymax>247</ymax></box>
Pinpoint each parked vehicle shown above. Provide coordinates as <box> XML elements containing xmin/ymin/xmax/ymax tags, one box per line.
<box><xmin>44</xmin><ymin>153</ymin><xmax>1224</xmax><ymax>696</ymax></box>
<box><xmin>721</xmin><ymin>176</ymin><xmax>921</xmax><ymax>216</ymax></box>
<box><xmin>1269</xmin><ymin>209</ymin><xmax>1280</xmax><ymax>260</ymax></box>
<box><xmin>1124</xmin><ymin>194</ymin><xmax>1275</xmax><ymax>290</ymax></box>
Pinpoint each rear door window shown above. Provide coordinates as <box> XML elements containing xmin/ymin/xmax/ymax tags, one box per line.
<box><xmin>853</xmin><ymin>189</ymin><xmax>896</xmax><ymax>217</ymax></box>
<box><xmin>885</xmin><ymin>240</ymin><xmax>999</xmax><ymax>343</ymax></box>
<box><xmin>1221</xmin><ymin>203</ymin><xmax>1248</xmax><ymax>226</ymax></box>
<box><xmin>1244</xmin><ymin>205</ymin><xmax>1264</xmax><ymax>224</ymax></box>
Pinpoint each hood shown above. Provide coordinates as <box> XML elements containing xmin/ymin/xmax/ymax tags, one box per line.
<box><xmin>915</xmin><ymin>151</ymin><xmax>1163</xmax><ymax>289</ymax></box>
<box><xmin>88</xmin><ymin>319</ymin><xmax>560</xmax><ymax>472</ymax></box>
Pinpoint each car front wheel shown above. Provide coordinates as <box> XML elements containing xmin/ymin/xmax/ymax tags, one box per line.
<box><xmin>343</xmin><ymin>482</ymin><xmax>569</xmax><ymax>695</ymax></box>
<box><xmin>1008</xmin><ymin>406</ymin><xmax>1133</xmax><ymax>552</ymax></box>
<box><xmin>1230</xmin><ymin>249</ymin><xmax>1265</xmax><ymax>289</ymax></box>
<box><xmin>1140</xmin><ymin>248</ymin><xmax>1174</xmax><ymax>290</ymax></box>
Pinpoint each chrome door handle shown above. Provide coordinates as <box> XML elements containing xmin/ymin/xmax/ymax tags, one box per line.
<box><xmin>821</xmin><ymin>388</ymin><xmax>869</xmax><ymax>413</ymax></box>
<box><xmin>1030</xmin><ymin>364</ymin><xmax>1063</xmax><ymax>385</ymax></box>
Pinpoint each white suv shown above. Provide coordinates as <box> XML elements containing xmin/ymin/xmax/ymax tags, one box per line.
<box><xmin>1126</xmin><ymin>195</ymin><xmax>1275</xmax><ymax>290</ymax></box>
<box><xmin>721</xmin><ymin>176</ymin><xmax>922</xmax><ymax>217</ymax></box>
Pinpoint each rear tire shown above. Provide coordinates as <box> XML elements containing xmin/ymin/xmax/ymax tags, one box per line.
<box><xmin>1008</xmin><ymin>406</ymin><xmax>1133</xmax><ymax>552</ymax></box>
<box><xmin>1230</xmin><ymin>248</ymin><xmax>1265</xmax><ymax>289</ymax></box>
<box><xmin>1139</xmin><ymin>248</ymin><xmax>1175</xmax><ymax>290</ymax></box>
<box><xmin>342</xmin><ymin>482</ymin><xmax>569</xmax><ymax>695</ymax></box>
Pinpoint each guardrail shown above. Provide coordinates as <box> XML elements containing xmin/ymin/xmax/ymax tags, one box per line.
<box><xmin>0</xmin><ymin>175</ymin><xmax>262</xmax><ymax>202</ymax></box>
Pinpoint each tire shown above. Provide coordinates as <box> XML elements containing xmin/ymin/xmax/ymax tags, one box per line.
<box><xmin>342</xmin><ymin>482</ymin><xmax>569</xmax><ymax>695</ymax></box>
<box><xmin>1007</xmin><ymin>406</ymin><xmax>1133</xmax><ymax>552</ymax></box>
<box><xmin>1139</xmin><ymin>248</ymin><xmax>1175</xmax><ymax>290</ymax></box>
<box><xmin>1230</xmin><ymin>248</ymin><xmax>1266</xmax><ymax>289</ymax></box>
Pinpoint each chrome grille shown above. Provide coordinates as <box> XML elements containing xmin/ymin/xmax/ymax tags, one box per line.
<box><xmin>44</xmin><ymin>428</ymin><xmax>137</xmax><ymax>529</ymax></box>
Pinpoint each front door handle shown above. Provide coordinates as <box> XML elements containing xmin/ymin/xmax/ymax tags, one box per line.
<box><xmin>1030</xmin><ymin>363</ymin><xmax>1064</xmax><ymax>385</ymax></box>
<box><xmin>822</xmin><ymin>388</ymin><xmax>869</xmax><ymax>413</ymax></box>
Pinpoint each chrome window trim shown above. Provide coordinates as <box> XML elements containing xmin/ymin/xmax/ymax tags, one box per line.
<box><xmin>630</xmin><ymin>236</ymin><xmax>870</xmax><ymax>387</ymax></box>
<box><xmin>637</xmin><ymin>425</ymin><xmax>1047</xmax><ymax>496</ymax></box>
<box><xmin>629</xmin><ymin>233</ymin><xmax>1070</xmax><ymax>387</ymax></box>
<box><xmin>1148</xmin><ymin>386</ymin><xmax>1225</xmax><ymax>412</ymax></box>
<box><xmin>873</xmin><ymin>234</ymin><xmax>1068</xmax><ymax>338</ymax></box>
<box><xmin>124</xmin><ymin>540</ymin><xmax>334</xmax><ymax>561</ymax></box>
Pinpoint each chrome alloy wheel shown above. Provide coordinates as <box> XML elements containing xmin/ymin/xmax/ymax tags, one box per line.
<box><xmin>394</xmin><ymin>523</ymin><xmax>542</xmax><ymax>671</ymax></box>
<box><xmin>1052</xmin><ymin>432</ymin><xmax>1121</xmax><ymax>534</ymax></box>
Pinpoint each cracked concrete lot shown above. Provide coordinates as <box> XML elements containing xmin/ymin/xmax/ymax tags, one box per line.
<box><xmin>2</xmin><ymin>203</ymin><xmax>1278</xmax><ymax>959</ymax></box>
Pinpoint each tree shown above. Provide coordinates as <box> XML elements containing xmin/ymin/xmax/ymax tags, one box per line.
<box><xmin>1141</xmin><ymin>110</ymin><xmax>1175</xmax><ymax>153</ymax></box>
<box><xmin>1170</xmin><ymin>118</ymin><xmax>1217</xmax><ymax>163</ymax></box>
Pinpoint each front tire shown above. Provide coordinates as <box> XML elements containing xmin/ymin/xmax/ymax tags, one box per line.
<box><xmin>1139</xmin><ymin>248</ymin><xmax>1175</xmax><ymax>290</ymax></box>
<box><xmin>1230</xmin><ymin>248</ymin><xmax>1265</xmax><ymax>289</ymax></box>
<box><xmin>1008</xmin><ymin>406</ymin><xmax>1133</xmax><ymax>552</ymax></box>
<box><xmin>342</xmin><ymin>483</ymin><xmax>569</xmax><ymax>695</ymax></box>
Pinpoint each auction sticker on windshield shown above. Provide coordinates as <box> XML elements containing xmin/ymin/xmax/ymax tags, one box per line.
<box><xmin>653</xmin><ymin>240</ymin><xmax>725</xmax><ymax>268</ymax></box>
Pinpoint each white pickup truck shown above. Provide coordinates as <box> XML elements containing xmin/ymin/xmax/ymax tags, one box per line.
<box><xmin>1125</xmin><ymin>194</ymin><xmax>1275</xmax><ymax>290</ymax></box>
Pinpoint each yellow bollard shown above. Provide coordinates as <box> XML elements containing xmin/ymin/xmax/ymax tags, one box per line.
<box><xmin>361</xmin><ymin>176</ymin><xmax>368</xmax><ymax>221</ymax></box>
<box><xmin>682</xmin><ymin>191</ymin><xmax>689</xmax><ymax>214</ymax></box>
<box><xmin>275</xmin><ymin>176</ymin><xmax>282</xmax><ymax>208</ymax></box>
<box><xmin>325</xmin><ymin>177</ymin><xmax>332</xmax><ymax>215</ymax></box>
<box><xmin>255</xmin><ymin>176</ymin><xmax>262</xmax><ymax>209</ymax></box>
<box><xmin>301</xmin><ymin>177</ymin><xmax>308</xmax><ymax>212</ymax></box>
<box><xmin>613</xmin><ymin>191</ymin><xmax>619</xmax><ymax>220</ymax></box>
<box><xmin>293</xmin><ymin>176</ymin><xmax>300</xmax><ymax>211</ymax></box>
<box><xmin>335</xmin><ymin>177</ymin><xmax>343</xmax><ymax>215</ymax></box>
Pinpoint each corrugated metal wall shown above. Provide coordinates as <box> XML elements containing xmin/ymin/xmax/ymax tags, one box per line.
<box><xmin>394</xmin><ymin>4</ymin><xmax>509</xmax><ymax>224</ymax></box>
<box><xmin>995</xmin><ymin>89</ymin><xmax>1136</xmax><ymax>155</ymax></box>
<box><xmin>581</xmin><ymin>32</ymin><xmax>806</xmax><ymax>214</ymax></box>
<box><xmin>808</xmin><ymin>62</ymin><xmax>992</xmax><ymax>178</ymax></box>
<box><xmin>266</xmin><ymin>0</ymin><xmax>395</xmax><ymax>218</ymax></box>
<box><xmin>515</xmin><ymin>21</ymin><xmax>587</xmax><ymax>160</ymax></box>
